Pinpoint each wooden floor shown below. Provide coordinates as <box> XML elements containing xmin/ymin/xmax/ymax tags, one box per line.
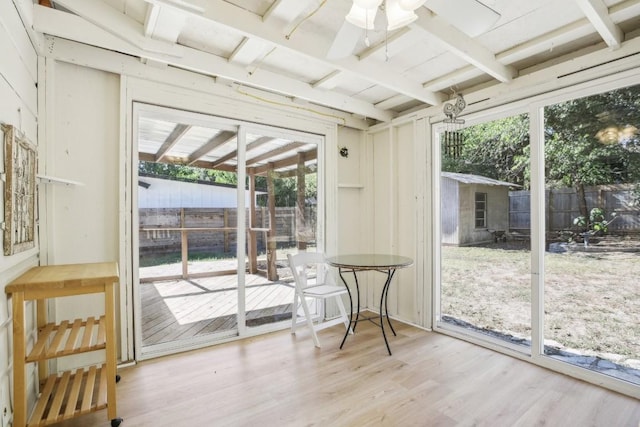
<box><xmin>58</xmin><ymin>313</ymin><xmax>640</xmax><ymax>427</ymax></box>
<box><xmin>141</xmin><ymin>274</ymin><xmax>294</xmax><ymax>345</ymax></box>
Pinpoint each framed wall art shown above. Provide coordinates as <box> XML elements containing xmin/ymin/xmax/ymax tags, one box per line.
<box><xmin>2</xmin><ymin>123</ymin><xmax>37</xmax><ymax>256</ymax></box>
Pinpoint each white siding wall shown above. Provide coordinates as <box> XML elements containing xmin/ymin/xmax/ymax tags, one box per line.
<box><xmin>138</xmin><ymin>176</ymin><xmax>252</xmax><ymax>208</ymax></box>
<box><xmin>0</xmin><ymin>2</ymin><xmax>39</xmax><ymax>426</ymax></box>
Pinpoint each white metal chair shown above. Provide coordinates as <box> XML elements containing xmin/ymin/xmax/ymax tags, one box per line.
<box><xmin>287</xmin><ymin>252</ymin><xmax>351</xmax><ymax>348</ymax></box>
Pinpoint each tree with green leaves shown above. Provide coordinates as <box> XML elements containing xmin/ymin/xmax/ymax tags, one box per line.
<box><xmin>544</xmin><ymin>85</ymin><xmax>640</xmax><ymax>220</ymax></box>
<box><xmin>442</xmin><ymin>114</ymin><xmax>530</xmax><ymax>188</ymax></box>
<box><xmin>442</xmin><ymin>85</ymin><xmax>640</xmax><ymax>224</ymax></box>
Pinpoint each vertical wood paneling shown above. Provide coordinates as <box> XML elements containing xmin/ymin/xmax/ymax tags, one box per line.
<box><xmin>371</xmin><ymin>129</ymin><xmax>392</xmax><ymax>311</ymax></box>
<box><xmin>366</xmin><ymin>123</ymin><xmax>420</xmax><ymax>323</ymax></box>
<box><xmin>395</xmin><ymin>123</ymin><xmax>417</xmax><ymax>322</ymax></box>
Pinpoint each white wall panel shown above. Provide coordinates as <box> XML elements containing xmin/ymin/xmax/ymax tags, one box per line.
<box><xmin>336</xmin><ymin>126</ymin><xmax>364</xmax><ymax>255</ymax></box>
<box><xmin>394</xmin><ymin>122</ymin><xmax>418</xmax><ymax>322</ymax></box>
<box><xmin>370</xmin><ymin>129</ymin><xmax>393</xmax><ymax>312</ymax></box>
<box><xmin>366</xmin><ymin>122</ymin><xmax>422</xmax><ymax>325</ymax></box>
<box><xmin>0</xmin><ymin>0</ymin><xmax>38</xmax><ymax>116</ymax></box>
<box><xmin>0</xmin><ymin>2</ymin><xmax>39</xmax><ymax>425</ymax></box>
<box><xmin>47</xmin><ymin>61</ymin><xmax>120</xmax><ymax>264</ymax></box>
<box><xmin>44</xmin><ymin>61</ymin><xmax>120</xmax><ymax>370</ymax></box>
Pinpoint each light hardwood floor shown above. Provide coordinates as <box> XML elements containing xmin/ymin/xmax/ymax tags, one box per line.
<box><xmin>57</xmin><ymin>314</ymin><xmax>640</xmax><ymax>427</ymax></box>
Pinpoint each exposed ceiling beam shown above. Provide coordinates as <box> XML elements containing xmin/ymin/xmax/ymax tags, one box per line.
<box><xmin>422</xmin><ymin>18</ymin><xmax>595</xmax><ymax>91</ymax></box>
<box><xmin>51</xmin><ymin>0</ymin><xmax>184</xmax><ymax>56</ymax></box>
<box><xmin>144</xmin><ymin>4</ymin><xmax>160</xmax><ymax>37</ymax></box>
<box><xmin>210</xmin><ymin>136</ymin><xmax>275</xmax><ymax>169</ymax></box>
<box><xmin>575</xmin><ymin>0</ymin><xmax>623</xmax><ymax>48</ymax></box>
<box><xmin>246</xmin><ymin>142</ymin><xmax>306</xmax><ymax>167</ymax></box>
<box><xmin>156</xmin><ymin>124</ymin><xmax>191</xmax><ymax>162</ymax></box>
<box><xmin>143</xmin><ymin>3</ymin><xmax>188</xmax><ymax>43</ymax></box>
<box><xmin>356</xmin><ymin>28</ymin><xmax>416</xmax><ymax>61</ymax></box>
<box><xmin>263</xmin><ymin>0</ymin><xmax>314</xmax><ymax>24</ymax></box>
<box><xmin>143</xmin><ymin>0</ymin><xmax>205</xmax><ymax>15</ymax></box>
<box><xmin>312</xmin><ymin>70</ymin><xmax>343</xmax><ymax>90</ymax></box>
<box><xmin>375</xmin><ymin>94</ymin><xmax>413</xmax><ymax>110</ymax></box>
<box><xmin>253</xmin><ymin>149</ymin><xmax>317</xmax><ymax>176</ymax></box>
<box><xmin>33</xmin><ymin>5</ymin><xmax>393</xmax><ymax>122</ymax></box>
<box><xmin>188</xmin><ymin>0</ymin><xmax>445</xmax><ymax>106</ymax></box>
<box><xmin>411</xmin><ymin>8</ymin><xmax>517</xmax><ymax>83</ymax></box>
<box><xmin>187</xmin><ymin>131</ymin><xmax>236</xmax><ymax>165</ymax></box>
<box><xmin>229</xmin><ymin>38</ymin><xmax>271</xmax><ymax>67</ymax></box>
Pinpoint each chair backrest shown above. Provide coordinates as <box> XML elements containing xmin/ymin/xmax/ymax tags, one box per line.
<box><xmin>287</xmin><ymin>252</ymin><xmax>333</xmax><ymax>290</ymax></box>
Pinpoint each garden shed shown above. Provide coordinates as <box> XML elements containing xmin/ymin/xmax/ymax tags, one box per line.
<box><xmin>441</xmin><ymin>172</ymin><xmax>519</xmax><ymax>246</ymax></box>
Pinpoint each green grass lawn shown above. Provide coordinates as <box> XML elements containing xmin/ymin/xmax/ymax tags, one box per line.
<box><xmin>441</xmin><ymin>244</ymin><xmax>640</xmax><ymax>362</ymax></box>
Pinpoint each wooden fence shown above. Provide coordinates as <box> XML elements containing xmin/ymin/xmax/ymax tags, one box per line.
<box><xmin>139</xmin><ymin>206</ymin><xmax>317</xmax><ymax>256</ymax></box>
<box><xmin>509</xmin><ymin>184</ymin><xmax>640</xmax><ymax>233</ymax></box>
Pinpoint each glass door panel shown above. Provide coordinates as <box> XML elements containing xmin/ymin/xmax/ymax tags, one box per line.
<box><xmin>137</xmin><ymin>118</ymin><xmax>242</xmax><ymax>352</ymax></box>
<box><xmin>244</xmin><ymin>134</ymin><xmax>319</xmax><ymax>328</ymax></box>
<box><xmin>133</xmin><ymin>104</ymin><xmax>324</xmax><ymax>359</ymax></box>
<box><xmin>543</xmin><ymin>84</ymin><xmax>640</xmax><ymax>384</ymax></box>
<box><xmin>438</xmin><ymin>113</ymin><xmax>532</xmax><ymax>351</ymax></box>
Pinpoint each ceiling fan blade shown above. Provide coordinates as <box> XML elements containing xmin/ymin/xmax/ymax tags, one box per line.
<box><xmin>326</xmin><ymin>20</ymin><xmax>362</xmax><ymax>60</ymax></box>
<box><xmin>423</xmin><ymin>0</ymin><xmax>500</xmax><ymax>37</ymax></box>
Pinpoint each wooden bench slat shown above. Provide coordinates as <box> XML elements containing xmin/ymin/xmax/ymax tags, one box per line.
<box><xmin>80</xmin><ymin>317</ymin><xmax>96</xmax><ymax>351</ymax></box>
<box><xmin>80</xmin><ymin>366</ymin><xmax>97</xmax><ymax>413</ymax></box>
<box><xmin>46</xmin><ymin>371</ymin><xmax>71</xmax><ymax>424</ymax></box>
<box><xmin>46</xmin><ymin>320</ymin><xmax>69</xmax><ymax>358</ymax></box>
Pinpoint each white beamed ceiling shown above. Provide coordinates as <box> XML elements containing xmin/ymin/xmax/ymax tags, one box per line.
<box><xmin>36</xmin><ymin>0</ymin><xmax>640</xmax><ymax>124</ymax></box>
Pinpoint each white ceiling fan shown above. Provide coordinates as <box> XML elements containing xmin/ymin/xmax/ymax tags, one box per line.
<box><xmin>327</xmin><ymin>0</ymin><xmax>501</xmax><ymax>59</ymax></box>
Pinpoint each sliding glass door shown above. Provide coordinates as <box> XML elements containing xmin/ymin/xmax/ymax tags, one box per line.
<box><xmin>437</xmin><ymin>113</ymin><xmax>532</xmax><ymax>353</ymax></box>
<box><xmin>132</xmin><ymin>103</ymin><xmax>323</xmax><ymax>359</ymax></box>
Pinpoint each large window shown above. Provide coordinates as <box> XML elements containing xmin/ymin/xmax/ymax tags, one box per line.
<box><xmin>436</xmin><ymin>80</ymin><xmax>640</xmax><ymax>397</ymax></box>
<box><xmin>542</xmin><ymin>83</ymin><xmax>640</xmax><ymax>386</ymax></box>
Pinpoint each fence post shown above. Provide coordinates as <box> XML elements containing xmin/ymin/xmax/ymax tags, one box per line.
<box><xmin>181</xmin><ymin>208</ymin><xmax>188</xmax><ymax>278</ymax></box>
<box><xmin>267</xmin><ymin>167</ymin><xmax>278</xmax><ymax>280</ymax></box>
<box><xmin>224</xmin><ymin>209</ymin><xmax>229</xmax><ymax>253</ymax></box>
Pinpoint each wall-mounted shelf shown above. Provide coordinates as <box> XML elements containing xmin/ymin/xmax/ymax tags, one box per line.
<box><xmin>37</xmin><ymin>175</ymin><xmax>84</xmax><ymax>186</ymax></box>
<box><xmin>338</xmin><ymin>183</ymin><xmax>364</xmax><ymax>189</ymax></box>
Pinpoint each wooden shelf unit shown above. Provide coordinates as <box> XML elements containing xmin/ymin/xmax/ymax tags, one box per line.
<box><xmin>6</xmin><ymin>262</ymin><xmax>121</xmax><ymax>427</ymax></box>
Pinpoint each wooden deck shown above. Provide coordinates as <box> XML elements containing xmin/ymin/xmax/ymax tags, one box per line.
<box><xmin>141</xmin><ymin>273</ymin><xmax>295</xmax><ymax>346</ymax></box>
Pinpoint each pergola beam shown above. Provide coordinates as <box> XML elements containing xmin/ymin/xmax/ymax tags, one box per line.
<box><xmin>246</xmin><ymin>142</ymin><xmax>306</xmax><ymax>167</ymax></box>
<box><xmin>156</xmin><ymin>124</ymin><xmax>191</xmax><ymax>162</ymax></box>
<box><xmin>187</xmin><ymin>131</ymin><xmax>236</xmax><ymax>165</ymax></box>
<box><xmin>252</xmin><ymin>149</ymin><xmax>317</xmax><ymax>176</ymax></box>
<box><xmin>210</xmin><ymin>136</ymin><xmax>275</xmax><ymax>169</ymax></box>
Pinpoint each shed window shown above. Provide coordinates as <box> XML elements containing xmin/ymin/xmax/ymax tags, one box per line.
<box><xmin>475</xmin><ymin>192</ymin><xmax>487</xmax><ymax>228</ymax></box>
